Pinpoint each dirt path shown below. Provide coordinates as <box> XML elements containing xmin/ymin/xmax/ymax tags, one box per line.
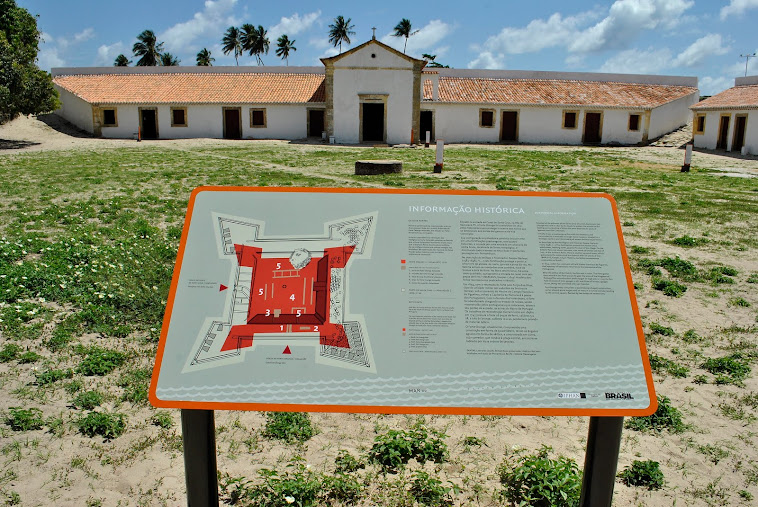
<box><xmin>2</xmin><ymin>115</ymin><xmax>757</xmax><ymax>178</ymax></box>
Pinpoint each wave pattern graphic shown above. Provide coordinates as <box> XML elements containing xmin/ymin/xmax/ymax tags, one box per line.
<box><xmin>156</xmin><ymin>364</ymin><xmax>650</xmax><ymax>408</ymax></box>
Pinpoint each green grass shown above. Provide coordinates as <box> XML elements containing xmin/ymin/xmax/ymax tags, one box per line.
<box><xmin>0</xmin><ymin>142</ymin><xmax>756</xmax><ymax>505</ymax></box>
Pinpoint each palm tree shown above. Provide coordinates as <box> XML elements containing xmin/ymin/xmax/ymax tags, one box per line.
<box><xmin>221</xmin><ymin>26</ymin><xmax>242</xmax><ymax>65</ymax></box>
<box><xmin>132</xmin><ymin>29</ymin><xmax>164</xmax><ymax>66</ymax></box>
<box><xmin>196</xmin><ymin>48</ymin><xmax>214</xmax><ymax>66</ymax></box>
<box><xmin>275</xmin><ymin>35</ymin><xmax>296</xmax><ymax>66</ymax></box>
<box><xmin>113</xmin><ymin>54</ymin><xmax>131</xmax><ymax>66</ymax></box>
<box><xmin>241</xmin><ymin>24</ymin><xmax>269</xmax><ymax>65</ymax></box>
<box><xmin>422</xmin><ymin>53</ymin><xmax>448</xmax><ymax>68</ymax></box>
<box><xmin>393</xmin><ymin>18</ymin><xmax>418</xmax><ymax>54</ymax></box>
<box><xmin>160</xmin><ymin>53</ymin><xmax>180</xmax><ymax>66</ymax></box>
<box><xmin>328</xmin><ymin>16</ymin><xmax>355</xmax><ymax>54</ymax></box>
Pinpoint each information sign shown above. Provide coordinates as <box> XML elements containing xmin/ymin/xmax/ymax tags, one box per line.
<box><xmin>150</xmin><ymin>187</ymin><xmax>656</xmax><ymax>416</ymax></box>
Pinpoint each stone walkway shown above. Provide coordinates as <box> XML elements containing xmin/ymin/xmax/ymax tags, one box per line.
<box><xmin>649</xmin><ymin>121</ymin><xmax>693</xmax><ymax>148</ymax></box>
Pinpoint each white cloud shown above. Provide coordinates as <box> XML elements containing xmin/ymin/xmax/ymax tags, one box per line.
<box><xmin>477</xmin><ymin>12</ymin><xmax>592</xmax><ymax>55</ymax></box>
<box><xmin>598</xmin><ymin>47</ymin><xmax>672</xmax><ymax>74</ymax></box>
<box><xmin>37</xmin><ymin>40</ymin><xmax>65</xmax><ymax>70</ymax></box>
<box><xmin>73</xmin><ymin>28</ymin><xmax>95</xmax><ymax>44</ymax></box>
<box><xmin>160</xmin><ymin>0</ymin><xmax>238</xmax><ymax>52</ymax></box>
<box><xmin>381</xmin><ymin>19</ymin><xmax>453</xmax><ymax>57</ymax></box>
<box><xmin>467</xmin><ymin>51</ymin><xmax>504</xmax><ymax>70</ymax></box>
<box><xmin>569</xmin><ymin>0</ymin><xmax>694</xmax><ymax>53</ymax></box>
<box><xmin>95</xmin><ymin>42</ymin><xmax>127</xmax><ymax>66</ymax></box>
<box><xmin>268</xmin><ymin>11</ymin><xmax>321</xmax><ymax>44</ymax></box>
<box><xmin>476</xmin><ymin>0</ymin><xmax>694</xmax><ymax>60</ymax></box>
<box><xmin>699</xmin><ymin>76</ymin><xmax>734</xmax><ymax>95</ymax></box>
<box><xmin>672</xmin><ymin>34</ymin><xmax>729</xmax><ymax>68</ymax></box>
<box><xmin>720</xmin><ymin>0</ymin><xmax>758</xmax><ymax>20</ymax></box>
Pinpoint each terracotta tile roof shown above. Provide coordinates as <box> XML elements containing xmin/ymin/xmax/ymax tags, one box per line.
<box><xmin>53</xmin><ymin>73</ymin><xmax>325</xmax><ymax>104</ymax></box>
<box><xmin>691</xmin><ymin>85</ymin><xmax>758</xmax><ymax>110</ymax></box>
<box><xmin>423</xmin><ymin>77</ymin><xmax>696</xmax><ymax>108</ymax></box>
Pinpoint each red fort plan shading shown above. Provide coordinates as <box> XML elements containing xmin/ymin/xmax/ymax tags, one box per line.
<box><xmin>183</xmin><ymin>212</ymin><xmax>378</xmax><ymax>373</ymax></box>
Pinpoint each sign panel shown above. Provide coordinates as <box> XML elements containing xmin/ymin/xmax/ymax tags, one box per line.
<box><xmin>150</xmin><ymin>187</ymin><xmax>656</xmax><ymax>416</ymax></box>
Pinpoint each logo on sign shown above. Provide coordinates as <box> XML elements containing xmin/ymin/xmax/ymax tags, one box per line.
<box><xmin>605</xmin><ymin>392</ymin><xmax>634</xmax><ymax>400</ymax></box>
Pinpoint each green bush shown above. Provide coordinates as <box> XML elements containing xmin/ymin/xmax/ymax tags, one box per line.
<box><xmin>367</xmin><ymin>423</ymin><xmax>448</xmax><ymax>471</ymax></box>
<box><xmin>650</xmin><ymin>322</ymin><xmax>675</xmax><ymax>336</ymax></box>
<box><xmin>649</xmin><ymin>354</ymin><xmax>689</xmax><ymax>378</ymax></box>
<box><xmin>76</xmin><ymin>348</ymin><xmax>127</xmax><ymax>376</ymax></box>
<box><xmin>262</xmin><ymin>412</ymin><xmax>315</xmax><ymax>443</ymax></box>
<box><xmin>671</xmin><ymin>235</ymin><xmax>708</xmax><ymax>247</ymax></box>
<box><xmin>410</xmin><ymin>470</ymin><xmax>456</xmax><ymax>506</ymax></box>
<box><xmin>334</xmin><ymin>449</ymin><xmax>364</xmax><ymax>474</ymax></box>
<box><xmin>498</xmin><ymin>446</ymin><xmax>582</xmax><ymax>507</ymax></box>
<box><xmin>658</xmin><ymin>257</ymin><xmax>698</xmax><ymax>280</ymax></box>
<box><xmin>651</xmin><ymin>277</ymin><xmax>687</xmax><ymax>297</ymax></box>
<box><xmin>151</xmin><ymin>411</ymin><xmax>174</xmax><ymax>429</ymax></box>
<box><xmin>618</xmin><ymin>460</ymin><xmax>664</xmax><ymax>490</ymax></box>
<box><xmin>118</xmin><ymin>367</ymin><xmax>151</xmax><ymax>404</ymax></box>
<box><xmin>72</xmin><ymin>390</ymin><xmax>104</xmax><ymax>410</ymax></box>
<box><xmin>220</xmin><ymin>457</ymin><xmax>321</xmax><ymax>507</ymax></box>
<box><xmin>321</xmin><ymin>473</ymin><xmax>362</xmax><ymax>504</ymax></box>
<box><xmin>625</xmin><ymin>396</ymin><xmax>685</xmax><ymax>433</ymax></box>
<box><xmin>6</xmin><ymin>407</ymin><xmax>44</xmax><ymax>431</ymax></box>
<box><xmin>0</xmin><ymin>343</ymin><xmax>21</xmax><ymax>362</ymax></box>
<box><xmin>35</xmin><ymin>368</ymin><xmax>73</xmax><ymax>386</ymax></box>
<box><xmin>17</xmin><ymin>350</ymin><xmax>41</xmax><ymax>364</ymax></box>
<box><xmin>77</xmin><ymin>411</ymin><xmax>127</xmax><ymax>439</ymax></box>
<box><xmin>702</xmin><ymin>353</ymin><xmax>751</xmax><ymax>385</ymax></box>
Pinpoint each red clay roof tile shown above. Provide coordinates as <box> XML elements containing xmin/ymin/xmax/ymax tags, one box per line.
<box><xmin>423</xmin><ymin>77</ymin><xmax>696</xmax><ymax>108</ymax></box>
<box><xmin>691</xmin><ymin>85</ymin><xmax>758</xmax><ymax>110</ymax></box>
<box><xmin>54</xmin><ymin>73</ymin><xmax>325</xmax><ymax>104</ymax></box>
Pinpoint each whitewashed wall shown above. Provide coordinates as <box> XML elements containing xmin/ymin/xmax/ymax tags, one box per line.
<box><xmin>54</xmin><ymin>87</ymin><xmax>93</xmax><ymax>133</ymax></box>
<box><xmin>692</xmin><ymin>109</ymin><xmax>757</xmax><ymax>154</ymax></box>
<box><xmin>649</xmin><ymin>93</ymin><xmax>699</xmax><ymax>139</ymax></box>
<box><xmin>332</xmin><ymin>45</ymin><xmax>415</xmax><ymax>144</ymax></box>
<box><xmin>430</xmin><ymin>104</ymin><xmax>652</xmax><ymax>145</ymax></box>
<box><xmin>75</xmin><ymin>104</ymin><xmax>310</xmax><ymax>140</ymax></box>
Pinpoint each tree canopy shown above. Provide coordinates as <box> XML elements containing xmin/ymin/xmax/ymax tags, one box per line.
<box><xmin>221</xmin><ymin>26</ymin><xmax>242</xmax><ymax>65</ymax></box>
<box><xmin>393</xmin><ymin>18</ymin><xmax>418</xmax><ymax>54</ymax></box>
<box><xmin>241</xmin><ymin>24</ymin><xmax>269</xmax><ymax>65</ymax></box>
<box><xmin>275</xmin><ymin>35</ymin><xmax>296</xmax><ymax>66</ymax></box>
<box><xmin>114</xmin><ymin>54</ymin><xmax>131</xmax><ymax>66</ymax></box>
<box><xmin>0</xmin><ymin>0</ymin><xmax>59</xmax><ymax>121</ymax></box>
<box><xmin>328</xmin><ymin>16</ymin><xmax>355</xmax><ymax>54</ymax></box>
<box><xmin>196</xmin><ymin>48</ymin><xmax>214</xmax><ymax>66</ymax></box>
<box><xmin>132</xmin><ymin>29</ymin><xmax>164</xmax><ymax>66</ymax></box>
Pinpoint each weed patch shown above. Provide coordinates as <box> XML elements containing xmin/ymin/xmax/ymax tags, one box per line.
<box><xmin>625</xmin><ymin>396</ymin><xmax>686</xmax><ymax>433</ymax></box>
<box><xmin>410</xmin><ymin>470</ymin><xmax>457</xmax><ymax>506</ymax></box>
<box><xmin>649</xmin><ymin>354</ymin><xmax>689</xmax><ymax>378</ymax></box>
<box><xmin>76</xmin><ymin>348</ymin><xmax>126</xmax><ymax>376</ymax></box>
<box><xmin>35</xmin><ymin>368</ymin><xmax>73</xmax><ymax>386</ymax></box>
<box><xmin>671</xmin><ymin>235</ymin><xmax>708</xmax><ymax>247</ymax></box>
<box><xmin>368</xmin><ymin>423</ymin><xmax>448</xmax><ymax>471</ymax></box>
<box><xmin>651</xmin><ymin>277</ymin><xmax>687</xmax><ymax>297</ymax></box>
<box><xmin>618</xmin><ymin>460</ymin><xmax>664</xmax><ymax>490</ymax></box>
<box><xmin>5</xmin><ymin>407</ymin><xmax>44</xmax><ymax>431</ymax></box>
<box><xmin>262</xmin><ymin>412</ymin><xmax>315</xmax><ymax>443</ymax></box>
<box><xmin>702</xmin><ymin>353</ymin><xmax>751</xmax><ymax>385</ymax></box>
<box><xmin>77</xmin><ymin>411</ymin><xmax>126</xmax><ymax>439</ymax></box>
<box><xmin>71</xmin><ymin>390</ymin><xmax>104</xmax><ymax>410</ymax></box>
<box><xmin>498</xmin><ymin>445</ymin><xmax>581</xmax><ymax>507</ymax></box>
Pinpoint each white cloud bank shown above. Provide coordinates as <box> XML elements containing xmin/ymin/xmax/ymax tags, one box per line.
<box><xmin>160</xmin><ymin>0</ymin><xmax>238</xmax><ymax>52</ymax></box>
<box><xmin>720</xmin><ymin>0</ymin><xmax>758</xmax><ymax>20</ymax></box>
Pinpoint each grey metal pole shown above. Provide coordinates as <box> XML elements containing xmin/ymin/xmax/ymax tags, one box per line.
<box><xmin>181</xmin><ymin>409</ymin><xmax>219</xmax><ymax>507</ymax></box>
<box><xmin>579</xmin><ymin>416</ymin><xmax>624</xmax><ymax>507</ymax></box>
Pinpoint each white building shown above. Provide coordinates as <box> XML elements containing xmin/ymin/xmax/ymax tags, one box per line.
<box><xmin>691</xmin><ymin>76</ymin><xmax>758</xmax><ymax>154</ymax></box>
<box><xmin>52</xmin><ymin>38</ymin><xmax>698</xmax><ymax>146</ymax></box>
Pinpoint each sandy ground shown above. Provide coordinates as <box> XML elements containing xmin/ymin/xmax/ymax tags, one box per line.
<box><xmin>0</xmin><ymin>114</ymin><xmax>756</xmax><ymax>506</ymax></box>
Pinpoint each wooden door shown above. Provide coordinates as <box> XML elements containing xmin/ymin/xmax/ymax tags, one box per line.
<box><xmin>223</xmin><ymin>108</ymin><xmax>241</xmax><ymax>139</ymax></box>
<box><xmin>501</xmin><ymin>111</ymin><xmax>518</xmax><ymax>142</ymax></box>
<box><xmin>717</xmin><ymin>115</ymin><xmax>730</xmax><ymax>150</ymax></box>
<box><xmin>583</xmin><ymin>112</ymin><xmax>602</xmax><ymax>144</ymax></box>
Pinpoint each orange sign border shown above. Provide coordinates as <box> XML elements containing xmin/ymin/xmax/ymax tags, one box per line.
<box><xmin>149</xmin><ymin>186</ymin><xmax>657</xmax><ymax>417</ymax></box>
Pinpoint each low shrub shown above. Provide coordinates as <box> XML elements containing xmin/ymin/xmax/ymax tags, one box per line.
<box><xmin>618</xmin><ymin>460</ymin><xmax>664</xmax><ymax>490</ymax></box>
<box><xmin>498</xmin><ymin>445</ymin><xmax>582</xmax><ymax>507</ymax></box>
<box><xmin>77</xmin><ymin>411</ymin><xmax>127</xmax><ymax>439</ymax></box>
<box><xmin>702</xmin><ymin>353</ymin><xmax>751</xmax><ymax>385</ymax></box>
<box><xmin>368</xmin><ymin>422</ymin><xmax>448</xmax><ymax>471</ymax></box>
<box><xmin>649</xmin><ymin>354</ymin><xmax>689</xmax><ymax>378</ymax></box>
<box><xmin>35</xmin><ymin>368</ymin><xmax>73</xmax><ymax>386</ymax></box>
<box><xmin>0</xmin><ymin>343</ymin><xmax>21</xmax><ymax>363</ymax></box>
<box><xmin>650</xmin><ymin>322</ymin><xmax>675</xmax><ymax>336</ymax></box>
<box><xmin>76</xmin><ymin>348</ymin><xmax>127</xmax><ymax>376</ymax></box>
<box><xmin>671</xmin><ymin>235</ymin><xmax>708</xmax><ymax>247</ymax></box>
<box><xmin>410</xmin><ymin>470</ymin><xmax>456</xmax><ymax>506</ymax></box>
<box><xmin>625</xmin><ymin>396</ymin><xmax>686</xmax><ymax>433</ymax></box>
<box><xmin>262</xmin><ymin>412</ymin><xmax>316</xmax><ymax>443</ymax></box>
<box><xmin>6</xmin><ymin>407</ymin><xmax>44</xmax><ymax>431</ymax></box>
<box><xmin>651</xmin><ymin>277</ymin><xmax>687</xmax><ymax>297</ymax></box>
<box><xmin>72</xmin><ymin>390</ymin><xmax>104</xmax><ymax>410</ymax></box>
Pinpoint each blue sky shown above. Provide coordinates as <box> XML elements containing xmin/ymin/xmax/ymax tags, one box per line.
<box><xmin>19</xmin><ymin>0</ymin><xmax>758</xmax><ymax>95</ymax></box>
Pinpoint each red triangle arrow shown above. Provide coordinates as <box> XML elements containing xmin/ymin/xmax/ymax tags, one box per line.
<box><xmin>283</xmin><ymin>345</ymin><xmax>292</xmax><ymax>354</ymax></box>
<box><xmin>219</xmin><ymin>284</ymin><xmax>228</xmax><ymax>291</ymax></box>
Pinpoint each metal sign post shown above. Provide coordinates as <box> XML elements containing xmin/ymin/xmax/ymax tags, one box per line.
<box><xmin>181</xmin><ymin>409</ymin><xmax>219</xmax><ymax>506</ymax></box>
<box><xmin>580</xmin><ymin>416</ymin><xmax>625</xmax><ymax>506</ymax></box>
